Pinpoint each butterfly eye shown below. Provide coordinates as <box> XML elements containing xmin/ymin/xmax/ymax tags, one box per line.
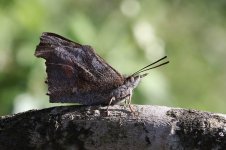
<box><xmin>130</xmin><ymin>77</ymin><xmax>134</xmax><ymax>82</ymax></box>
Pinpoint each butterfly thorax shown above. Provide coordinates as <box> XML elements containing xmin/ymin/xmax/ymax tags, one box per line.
<box><xmin>109</xmin><ymin>75</ymin><xmax>141</xmax><ymax>104</ymax></box>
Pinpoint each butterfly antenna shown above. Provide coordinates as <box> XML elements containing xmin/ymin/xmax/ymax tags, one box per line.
<box><xmin>131</xmin><ymin>56</ymin><xmax>168</xmax><ymax>76</ymax></box>
<box><xmin>136</xmin><ymin>61</ymin><xmax>169</xmax><ymax>75</ymax></box>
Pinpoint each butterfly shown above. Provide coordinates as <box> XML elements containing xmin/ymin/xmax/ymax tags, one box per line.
<box><xmin>35</xmin><ymin>32</ymin><xmax>169</xmax><ymax>109</ymax></box>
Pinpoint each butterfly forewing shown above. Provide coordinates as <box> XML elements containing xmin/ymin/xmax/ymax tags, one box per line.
<box><xmin>35</xmin><ymin>32</ymin><xmax>124</xmax><ymax>104</ymax></box>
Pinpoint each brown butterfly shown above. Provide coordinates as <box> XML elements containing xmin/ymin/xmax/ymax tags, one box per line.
<box><xmin>35</xmin><ymin>32</ymin><xmax>169</xmax><ymax>109</ymax></box>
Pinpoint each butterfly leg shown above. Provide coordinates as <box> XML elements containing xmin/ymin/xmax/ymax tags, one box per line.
<box><xmin>127</xmin><ymin>89</ymin><xmax>133</xmax><ymax>105</ymax></box>
<box><xmin>124</xmin><ymin>88</ymin><xmax>132</xmax><ymax>105</ymax></box>
<box><xmin>127</xmin><ymin>89</ymin><xmax>135</xmax><ymax>114</ymax></box>
<box><xmin>107</xmin><ymin>97</ymin><xmax>115</xmax><ymax>112</ymax></box>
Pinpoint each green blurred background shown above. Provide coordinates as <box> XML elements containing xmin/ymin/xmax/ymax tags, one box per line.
<box><xmin>0</xmin><ymin>0</ymin><xmax>226</xmax><ymax>116</ymax></box>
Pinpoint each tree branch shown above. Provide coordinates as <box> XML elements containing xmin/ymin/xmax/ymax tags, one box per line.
<box><xmin>0</xmin><ymin>105</ymin><xmax>225</xmax><ymax>150</ymax></box>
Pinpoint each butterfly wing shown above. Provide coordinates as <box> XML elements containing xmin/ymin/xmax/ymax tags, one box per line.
<box><xmin>35</xmin><ymin>32</ymin><xmax>124</xmax><ymax>105</ymax></box>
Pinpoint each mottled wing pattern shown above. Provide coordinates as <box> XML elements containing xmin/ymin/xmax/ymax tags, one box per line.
<box><xmin>35</xmin><ymin>32</ymin><xmax>124</xmax><ymax>104</ymax></box>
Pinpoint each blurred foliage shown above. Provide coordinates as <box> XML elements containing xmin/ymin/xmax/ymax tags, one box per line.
<box><xmin>0</xmin><ymin>0</ymin><xmax>226</xmax><ymax>116</ymax></box>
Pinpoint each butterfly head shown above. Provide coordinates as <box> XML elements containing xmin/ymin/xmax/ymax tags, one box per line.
<box><xmin>125</xmin><ymin>73</ymin><xmax>147</xmax><ymax>89</ymax></box>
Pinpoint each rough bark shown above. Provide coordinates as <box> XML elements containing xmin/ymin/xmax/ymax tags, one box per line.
<box><xmin>0</xmin><ymin>105</ymin><xmax>225</xmax><ymax>150</ymax></box>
